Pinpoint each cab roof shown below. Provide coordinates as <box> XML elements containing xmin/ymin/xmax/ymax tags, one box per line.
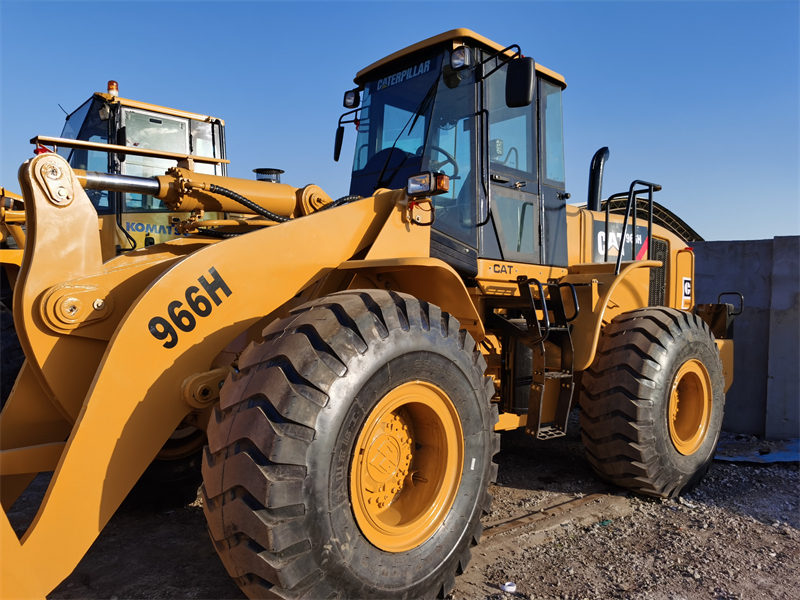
<box><xmin>355</xmin><ymin>28</ymin><xmax>566</xmax><ymax>89</ymax></box>
<box><xmin>93</xmin><ymin>92</ymin><xmax>225</xmax><ymax>126</ymax></box>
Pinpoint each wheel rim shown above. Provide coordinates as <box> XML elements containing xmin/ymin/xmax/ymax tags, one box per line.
<box><xmin>668</xmin><ymin>359</ymin><xmax>712</xmax><ymax>455</ymax></box>
<box><xmin>350</xmin><ymin>381</ymin><xmax>464</xmax><ymax>552</ymax></box>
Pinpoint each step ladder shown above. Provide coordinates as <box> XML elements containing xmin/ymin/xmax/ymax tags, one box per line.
<box><xmin>491</xmin><ymin>277</ymin><xmax>579</xmax><ymax>440</ymax></box>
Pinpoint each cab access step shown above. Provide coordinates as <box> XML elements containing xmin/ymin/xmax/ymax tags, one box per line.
<box><xmin>490</xmin><ymin>276</ymin><xmax>579</xmax><ymax>439</ymax></box>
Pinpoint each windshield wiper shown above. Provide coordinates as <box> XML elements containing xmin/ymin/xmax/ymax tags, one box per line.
<box><xmin>374</xmin><ymin>78</ymin><xmax>439</xmax><ymax>190</ymax></box>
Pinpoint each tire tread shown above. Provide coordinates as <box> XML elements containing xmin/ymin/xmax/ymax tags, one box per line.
<box><xmin>579</xmin><ymin>307</ymin><xmax>724</xmax><ymax>498</ymax></box>
<box><xmin>203</xmin><ymin>290</ymin><xmax>498</xmax><ymax>598</ymax></box>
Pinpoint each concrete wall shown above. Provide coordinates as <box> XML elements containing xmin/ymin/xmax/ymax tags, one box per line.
<box><xmin>693</xmin><ymin>236</ymin><xmax>799</xmax><ymax>439</ymax></box>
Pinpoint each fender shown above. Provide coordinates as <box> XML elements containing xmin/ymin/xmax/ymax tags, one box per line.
<box><xmin>337</xmin><ymin>257</ymin><xmax>484</xmax><ymax>342</ymax></box>
<box><xmin>563</xmin><ymin>260</ymin><xmax>661</xmax><ymax>371</ymax></box>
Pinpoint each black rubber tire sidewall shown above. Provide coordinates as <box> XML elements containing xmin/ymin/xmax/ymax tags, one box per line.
<box><xmin>650</xmin><ymin>326</ymin><xmax>725</xmax><ymax>477</ymax></box>
<box><xmin>580</xmin><ymin>308</ymin><xmax>726</xmax><ymax>498</ymax></box>
<box><xmin>305</xmin><ymin>336</ymin><xmax>492</xmax><ymax>597</ymax></box>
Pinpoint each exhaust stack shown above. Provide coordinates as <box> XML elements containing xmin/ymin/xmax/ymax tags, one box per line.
<box><xmin>587</xmin><ymin>147</ymin><xmax>610</xmax><ymax>212</ymax></box>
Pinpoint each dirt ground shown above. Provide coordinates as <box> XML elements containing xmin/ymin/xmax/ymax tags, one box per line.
<box><xmin>8</xmin><ymin>413</ymin><xmax>799</xmax><ymax>600</ymax></box>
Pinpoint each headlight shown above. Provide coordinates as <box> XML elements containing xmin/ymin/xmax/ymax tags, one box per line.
<box><xmin>407</xmin><ymin>172</ymin><xmax>450</xmax><ymax>197</ymax></box>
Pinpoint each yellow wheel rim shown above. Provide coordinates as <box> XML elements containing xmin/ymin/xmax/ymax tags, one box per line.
<box><xmin>668</xmin><ymin>359</ymin><xmax>712</xmax><ymax>455</ymax></box>
<box><xmin>350</xmin><ymin>381</ymin><xmax>464</xmax><ymax>552</ymax></box>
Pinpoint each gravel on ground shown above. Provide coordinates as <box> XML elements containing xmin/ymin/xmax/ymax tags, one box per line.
<box><xmin>5</xmin><ymin>412</ymin><xmax>797</xmax><ymax>600</ymax></box>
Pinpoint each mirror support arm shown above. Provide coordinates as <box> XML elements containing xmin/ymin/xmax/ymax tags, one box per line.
<box><xmin>477</xmin><ymin>44</ymin><xmax>522</xmax><ymax>81</ymax></box>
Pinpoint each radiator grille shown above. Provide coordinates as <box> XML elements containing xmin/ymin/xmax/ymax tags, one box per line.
<box><xmin>649</xmin><ymin>238</ymin><xmax>668</xmax><ymax>306</ymax></box>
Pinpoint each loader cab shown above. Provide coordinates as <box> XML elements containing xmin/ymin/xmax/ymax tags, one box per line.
<box><xmin>343</xmin><ymin>30</ymin><xmax>569</xmax><ymax>274</ymax></box>
<box><xmin>56</xmin><ymin>86</ymin><xmax>226</xmax><ymax>255</ymax></box>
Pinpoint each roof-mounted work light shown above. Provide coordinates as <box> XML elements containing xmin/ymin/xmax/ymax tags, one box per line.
<box><xmin>450</xmin><ymin>46</ymin><xmax>474</xmax><ymax>70</ymax></box>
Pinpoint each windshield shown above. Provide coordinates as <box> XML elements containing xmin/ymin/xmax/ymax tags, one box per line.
<box><xmin>349</xmin><ymin>53</ymin><xmax>441</xmax><ymax>196</ymax></box>
<box><xmin>349</xmin><ymin>51</ymin><xmax>478</xmax><ymax>247</ymax></box>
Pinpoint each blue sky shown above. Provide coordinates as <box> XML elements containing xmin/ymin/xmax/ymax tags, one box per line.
<box><xmin>1</xmin><ymin>1</ymin><xmax>798</xmax><ymax>241</ymax></box>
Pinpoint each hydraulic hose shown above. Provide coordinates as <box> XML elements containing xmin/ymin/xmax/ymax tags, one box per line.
<box><xmin>195</xmin><ymin>228</ymin><xmax>241</xmax><ymax>239</ymax></box>
<box><xmin>206</xmin><ymin>184</ymin><xmax>290</xmax><ymax>223</ymax></box>
<box><xmin>197</xmin><ymin>193</ymin><xmax>361</xmax><ymax>237</ymax></box>
<box><xmin>321</xmin><ymin>195</ymin><xmax>362</xmax><ymax>211</ymax></box>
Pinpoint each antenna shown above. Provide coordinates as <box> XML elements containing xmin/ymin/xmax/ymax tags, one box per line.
<box><xmin>58</xmin><ymin>103</ymin><xmax>69</xmax><ymax>117</ymax></box>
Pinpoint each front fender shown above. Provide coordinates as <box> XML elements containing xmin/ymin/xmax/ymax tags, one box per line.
<box><xmin>338</xmin><ymin>257</ymin><xmax>484</xmax><ymax>342</ymax></box>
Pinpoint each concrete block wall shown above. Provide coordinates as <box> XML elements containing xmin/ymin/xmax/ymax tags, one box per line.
<box><xmin>693</xmin><ymin>236</ymin><xmax>799</xmax><ymax>439</ymax></box>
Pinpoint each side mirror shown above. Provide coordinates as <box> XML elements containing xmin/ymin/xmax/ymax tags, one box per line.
<box><xmin>116</xmin><ymin>126</ymin><xmax>127</xmax><ymax>163</ymax></box>
<box><xmin>506</xmin><ymin>57</ymin><xmax>535</xmax><ymax>108</ymax></box>
<box><xmin>333</xmin><ymin>126</ymin><xmax>345</xmax><ymax>162</ymax></box>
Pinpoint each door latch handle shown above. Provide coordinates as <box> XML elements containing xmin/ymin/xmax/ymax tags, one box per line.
<box><xmin>512</xmin><ymin>181</ymin><xmax>527</xmax><ymax>189</ymax></box>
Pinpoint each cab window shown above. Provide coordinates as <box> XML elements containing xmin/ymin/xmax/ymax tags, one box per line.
<box><xmin>122</xmin><ymin>109</ymin><xmax>189</xmax><ymax>211</ymax></box>
<box><xmin>541</xmin><ymin>80</ymin><xmax>565</xmax><ymax>185</ymax></box>
<box><xmin>428</xmin><ymin>52</ymin><xmax>478</xmax><ymax>248</ymax></box>
<box><xmin>349</xmin><ymin>54</ymin><xmax>441</xmax><ymax>195</ymax></box>
<box><xmin>191</xmin><ymin>120</ymin><xmax>225</xmax><ymax>176</ymax></box>
<box><xmin>485</xmin><ymin>58</ymin><xmax>537</xmax><ymax>182</ymax></box>
<box><xmin>58</xmin><ymin>98</ymin><xmax>111</xmax><ymax>213</ymax></box>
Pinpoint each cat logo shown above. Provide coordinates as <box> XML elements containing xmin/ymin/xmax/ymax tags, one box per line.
<box><xmin>682</xmin><ymin>277</ymin><xmax>692</xmax><ymax>308</ymax></box>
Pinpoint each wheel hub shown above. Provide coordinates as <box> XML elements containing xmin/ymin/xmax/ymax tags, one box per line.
<box><xmin>363</xmin><ymin>415</ymin><xmax>413</xmax><ymax>508</ymax></box>
<box><xmin>350</xmin><ymin>381</ymin><xmax>464</xmax><ymax>552</ymax></box>
<box><xmin>668</xmin><ymin>359</ymin><xmax>712</xmax><ymax>455</ymax></box>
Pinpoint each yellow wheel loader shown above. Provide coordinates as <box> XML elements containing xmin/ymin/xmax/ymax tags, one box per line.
<box><xmin>0</xmin><ymin>29</ymin><xmax>738</xmax><ymax>599</ymax></box>
<box><xmin>0</xmin><ymin>83</ymin><xmax>234</xmax><ymax>506</ymax></box>
<box><xmin>0</xmin><ymin>81</ymin><xmax>229</xmax><ymax>306</ymax></box>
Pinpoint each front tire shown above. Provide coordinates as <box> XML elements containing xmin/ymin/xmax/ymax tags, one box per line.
<box><xmin>579</xmin><ymin>308</ymin><xmax>725</xmax><ymax>498</ymax></box>
<box><xmin>202</xmin><ymin>290</ymin><xmax>498</xmax><ymax>599</ymax></box>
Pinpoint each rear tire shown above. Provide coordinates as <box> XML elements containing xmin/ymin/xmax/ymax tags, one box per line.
<box><xmin>202</xmin><ymin>290</ymin><xmax>498</xmax><ymax>599</ymax></box>
<box><xmin>579</xmin><ymin>308</ymin><xmax>725</xmax><ymax>498</ymax></box>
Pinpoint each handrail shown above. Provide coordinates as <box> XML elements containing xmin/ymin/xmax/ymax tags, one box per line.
<box><xmin>602</xmin><ymin>180</ymin><xmax>661</xmax><ymax>275</ymax></box>
<box><xmin>30</xmin><ymin>136</ymin><xmax>229</xmax><ymax>165</ymax></box>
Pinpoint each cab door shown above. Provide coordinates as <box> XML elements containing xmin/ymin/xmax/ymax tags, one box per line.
<box><xmin>484</xmin><ymin>59</ymin><xmax>541</xmax><ymax>264</ymax></box>
<box><xmin>538</xmin><ymin>79</ymin><xmax>568</xmax><ymax>267</ymax></box>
